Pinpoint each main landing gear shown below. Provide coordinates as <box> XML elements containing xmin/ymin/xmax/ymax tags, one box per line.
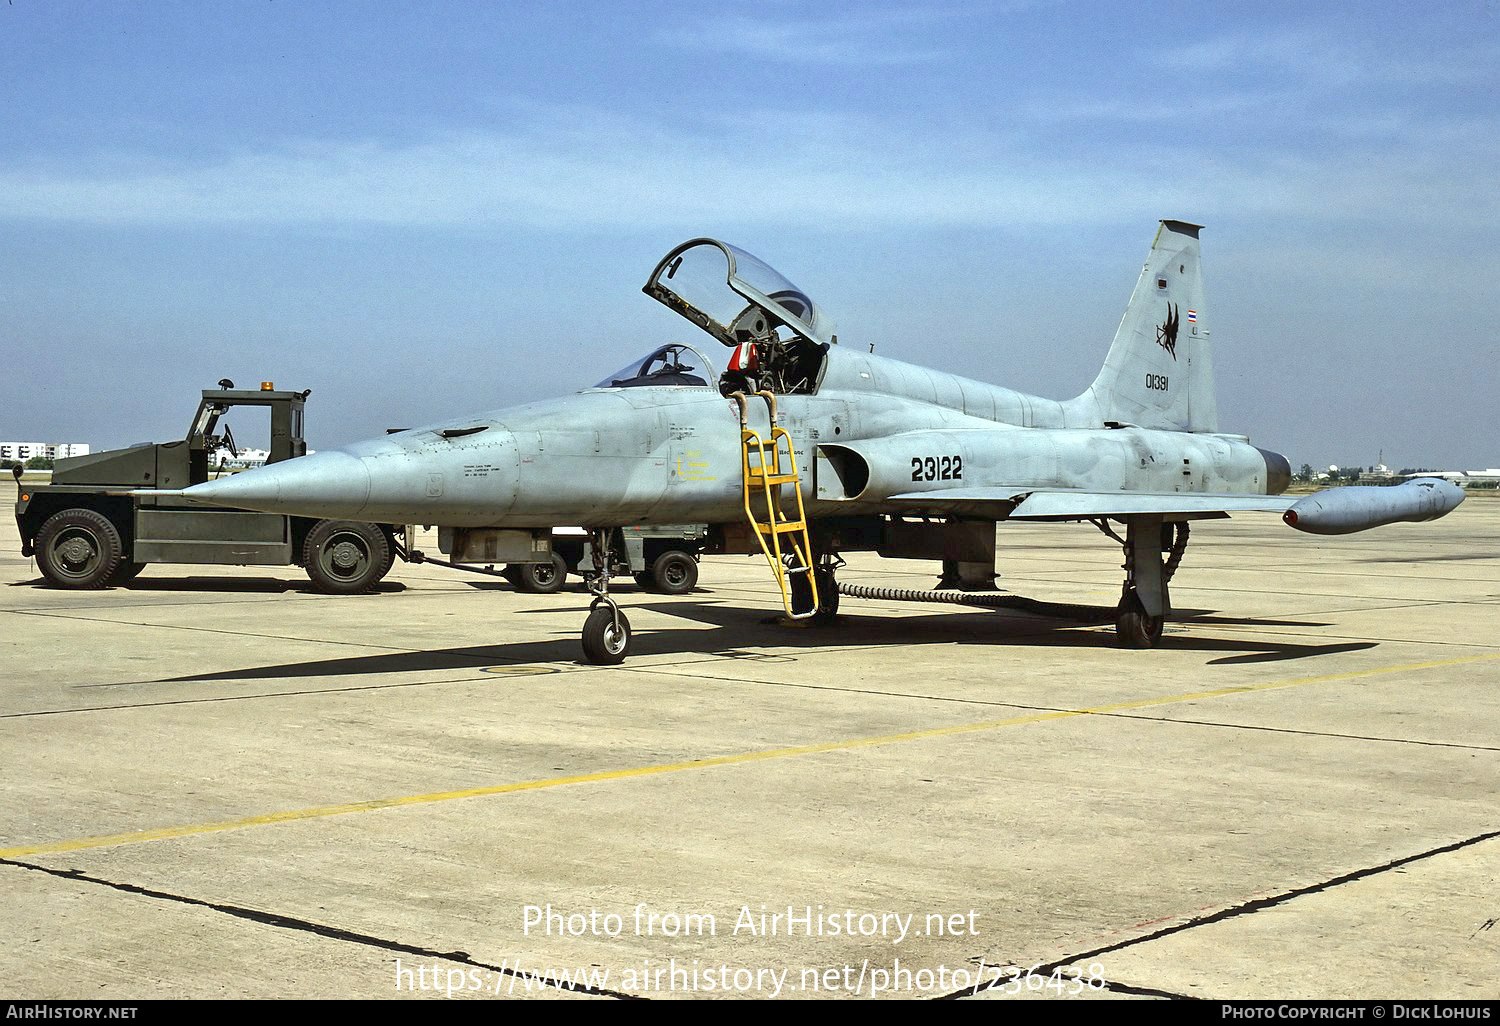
<box><xmin>788</xmin><ymin>552</ymin><xmax>841</xmax><ymax>626</ymax></box>
<box><xmin>1094</xmin><ymin>516</ymin><xmax>1189</xmax><ymax>649</ymax></box>
<box><xmin>580</xmin><ymin>528</ymin><xmax>631</xmax><ymax>664</ymax></box>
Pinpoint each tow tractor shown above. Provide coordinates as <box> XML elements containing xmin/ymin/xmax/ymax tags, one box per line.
<box><xmin>14</xmin><ymin>379</ymin><xmax>711</xmax><ymax>601</ymax></box>
<box><xmin>13</xmin><ymin>380</ymin><xmax>400</xmax><ymax>593</ymax></box>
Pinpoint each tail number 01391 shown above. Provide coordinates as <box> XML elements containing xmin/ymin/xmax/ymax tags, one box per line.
<box><xmin>1145</xmin><ymin>373</ymin><xmax>1170</xmax><ymax>391</ymax></box>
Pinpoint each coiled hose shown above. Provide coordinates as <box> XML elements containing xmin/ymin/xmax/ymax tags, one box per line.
<box><xmin>830</xmin><ymin>521</ymin><xmax>1189</xmax><ymax>624</ymax></box>
<box><xmin>833</xmin><ymin>522</ymin><xmax>1187</xmax><ymax>624</ymax></box>
<box><xmin>834</xmin><ymin>582</ymin><xmax>1117</xmax><ymax>624</ymax></box>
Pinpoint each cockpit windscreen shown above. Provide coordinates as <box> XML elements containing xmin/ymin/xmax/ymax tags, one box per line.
<box><xmin>592</xmin><ymin>343</ymin><xmax>719</xmax><ymax>389</ymax></box>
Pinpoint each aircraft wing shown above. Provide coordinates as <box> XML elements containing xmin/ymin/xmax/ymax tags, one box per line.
<box><xmin>885</xmin><ymin>487</ymin><xmax>1298</xmax><ymax>520</ymax></box>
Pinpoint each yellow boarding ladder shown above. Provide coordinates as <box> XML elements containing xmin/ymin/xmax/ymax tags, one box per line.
<box><xmin>733</xmin><ymin>391</ymin><xmax>819</xmax><ymax>620</ymax></box>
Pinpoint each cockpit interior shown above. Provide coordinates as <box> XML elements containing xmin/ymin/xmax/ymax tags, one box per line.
<box><xmin>640</xmin><ymin>239</ymin><xmax>833</xmax><ymax>397</ymax></box>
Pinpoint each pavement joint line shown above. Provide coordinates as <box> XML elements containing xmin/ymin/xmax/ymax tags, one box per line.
<box><xmin>2</xmin><ymin>596</ymin><xmax>321</xmax><ymax>614</ymax></box>
<box><xmin>924</xmin><ymin>953</ymin><xmax>1192</xmax><ymax>1001</ymax></box>
<box><xmin>1070</xmin><ymin>711</ymin><xmax>1500</xmax><ymax>752</ymax></box>
<box><xmin>0</xmin><ymin>641</ymin><xmax>974</xmax><ymax>720</ymax></box>
<box><xmin>12</xmin><ymin>602</ymin><xmax>914</xmax><ymax>660</ymax></box>
<box><xmin>5</xmin><ymin>651</ymin><xmax>1498</xmax><ymax>860</ymax></box>
<box><xmin>0</xmin><ymin>858</ymin><xmax>639</xmax><ymax>1000</ymax></box>
<box><xmin>12</xmin><ymin>608</ymin><xmax>448</xmax><ymax>654</ymax></box>
<box><xmin>938</xmin><ymin>827</ymin><xmax>1500</xmax><ymax>1001</ymax></box>
<box><xmin>0</xmin><ymin>671</ymin><xmax>566</xmax><ymax>719</ymax></box>
<box><xmin>624</xmin><ymin>668</ymin><xmax>1500</xmax><ymax>751</ymax></box>
<box><xmin>1172</xmin><ymin>622</ymin><xmax>1500</xmax><ymax>651</ymax></box>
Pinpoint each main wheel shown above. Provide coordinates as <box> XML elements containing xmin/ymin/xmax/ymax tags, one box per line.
<box><xmin>789</xmin><ymin>564</ymin><xmax>839</xmax><ymax>625</ymax></box>
<box><xmin>581</xmin><ymin>606</ymin><xmax>631</xmax><ymax>664</ymax></box>
<box><xmin>303</xmin><ymin>520</ymin><xmax>391</xmax><ymax>594</ymax></box>
<box><xmin>1116</xmin><ymin>594</ymin><xmax>1165</xmax><ymax>648</ymax></box>
<box><xmin>650</xmin><ymin>550</ymin><xmax>698</xmax><ymax>595</ymax></box>
<box><xmin>516</xmin><ymin>553</ymin><xmax>567</xmax><ymax>593</ymax></box>
<box><xmin>35</xmin><ymin>508</ymin><xmax>124</xmax><ymax>589</ymax></box>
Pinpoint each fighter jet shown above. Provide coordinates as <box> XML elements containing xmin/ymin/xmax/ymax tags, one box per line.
<box><xmin>167</xmin><ymin>220</ymin><xmax>1465</xmax><ymax>662</ymax></box>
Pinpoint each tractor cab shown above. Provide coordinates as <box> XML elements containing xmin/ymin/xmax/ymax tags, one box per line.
<box><xmin>178</xmin><ymin>381</ymin><xmax>310</xmax><ymax>486</ymax></box>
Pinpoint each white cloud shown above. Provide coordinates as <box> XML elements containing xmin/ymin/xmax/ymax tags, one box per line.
<box><xmin>650</xmin><ymin>4</ymin><xmax>1036</xmax><ymax>65</ymax></box>
<box><xmin>659</xmin><ymin>12</ymin><xmax>944</xmax><ymax>65</ymax></box>
<box><xmin>1161</xmin><ymin>28</ymin><xmax>1500</xmax><ymax>91</ymax></box>
<box><xmin>0</xmin><ymin>102</ymin><xmax>1494</xmax><ymax>236</ymax></box>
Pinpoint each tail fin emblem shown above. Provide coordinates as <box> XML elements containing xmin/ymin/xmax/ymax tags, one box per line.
<box><xmin>1156</xmin><ymin>303</ymin><xmax>1179</xmax><ymax>360</ymax></box>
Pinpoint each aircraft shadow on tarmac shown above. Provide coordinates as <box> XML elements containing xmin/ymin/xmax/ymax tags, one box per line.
<box><xmin>136</xmin><ymin>595</ymin><xmax>1374</xmax><ymax>686</ymax></box>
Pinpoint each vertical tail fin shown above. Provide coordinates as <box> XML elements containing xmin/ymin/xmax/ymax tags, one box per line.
<box><xmin>1081</xmin><ymin>220</ymin><xmax>1217</xmax><ymax>432</ymax></box>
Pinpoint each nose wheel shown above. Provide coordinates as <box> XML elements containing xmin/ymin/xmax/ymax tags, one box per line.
<box><xmin>582</xmin><ymin>604</ymin><xmax>631</xmax><ymax>664</ymax></box>
<box><xmin>580</xmin><ymin>528</ymin><xmax>632</xmax><ymax>664</ymax></box>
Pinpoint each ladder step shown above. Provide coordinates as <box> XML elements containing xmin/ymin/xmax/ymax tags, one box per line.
<box><xmin>737</xmin><ymin>406</ymin><xmax>817</xmax><ymax>620</ymax></box>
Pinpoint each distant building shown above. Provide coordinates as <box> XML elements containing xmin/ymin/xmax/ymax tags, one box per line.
<box><xmin>214</xmin><ymin>447</ymin><xmax>314</xmax><ymax>470</ymax></box>
<box><xmin>218</xmin><ymin>448</ymin><xmax>271</xmax><ymax>469</ymax></box>
<box><xmin>0</xmin><ymin>442</ymin><xmax>90</xmax><ymax>461</ymax></box>
<box><xmin>1407</xmin><ymin>469</ymin><xmax>1500</xmax><ymax>486</ymax></box>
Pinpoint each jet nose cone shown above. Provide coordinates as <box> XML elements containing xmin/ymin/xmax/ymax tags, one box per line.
<box><xmin>182</xmin><ymin>451</ymin><xmax>373</xmax><ymax>519</ymax></box>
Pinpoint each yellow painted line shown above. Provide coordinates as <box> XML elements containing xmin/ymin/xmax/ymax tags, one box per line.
<box><xmin>5</xmin><ymin>652</ymin><xmax>1498</xmax><ymax>860</ymax></box>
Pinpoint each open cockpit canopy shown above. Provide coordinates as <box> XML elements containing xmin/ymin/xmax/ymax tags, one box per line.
<box><xmin>643</xmin><ymin>239</ymin><xmax>835</xmax><ymax>349</ymax></box>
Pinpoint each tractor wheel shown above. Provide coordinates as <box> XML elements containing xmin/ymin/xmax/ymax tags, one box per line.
<box><xmin>303</xmin><ymin>520</ymin><xmax>391</xmax><ymax>594</ymax></box>
<box><xmin>516</xmin><ymin>553</ymin><xmax>567</xmax><ymax>593</ymax></box>
<box><xmin>650</xmin><ymin>550</ymin><xmax>698</xmax><ymax>595</ymax></box>
<box><xmin>36</xmin><ymin>508</ymin><xmax>124</xmax><ymax>589</ymax></box>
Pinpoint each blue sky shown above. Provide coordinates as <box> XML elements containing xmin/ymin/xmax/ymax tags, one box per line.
<box><xmin>2</xmin><ymin>1</ymin><xmax>1497</xmax><ymax>470</ymax></box>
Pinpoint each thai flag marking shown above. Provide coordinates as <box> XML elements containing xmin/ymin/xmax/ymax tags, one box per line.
<box><xmin>1186</xmin><ymin>309</ymin><xmax>1197</xmax><ymax>322</ymax></box>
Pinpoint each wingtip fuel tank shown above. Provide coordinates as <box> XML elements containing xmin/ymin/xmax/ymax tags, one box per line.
<box><xmin>1283</xmin><ymin>478</ymin><xmax>1465</xmax><ymax>535</ymax></box>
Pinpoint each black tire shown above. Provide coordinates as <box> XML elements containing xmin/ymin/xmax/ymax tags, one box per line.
<box><xmin>789</xmin><ymin>565</ymin><xmax>839</xmax><ymax>625</ymax></box>
<box><xmin>303</xmin><ymin>520</ymin><xmax>391</xmax><ymax>594</ymax></box>
<box><xmin>633</xmin><ymin>571</ymin><xmax>656</xmax><ymax>590</ymax></box>
<box><xmin>107</xmin><ymin>561</ymin><xmax>147</xmax><ymax>585</ymax></box>
<box><xmin>1116</xmin><ymin>594</ymin><xmax>1164</xmax><ymax>648</ymax></box>
<box><xmin>516</xmin><ymin>553</ymin><xmax>567</xmax><ymax>593</ymax></box>
<box><xmin>651</xmin><ymin>550</ymin><xmax>698</xmax><ymax>595</ymax></box>
<box><xmin>35</xmin><ymin>508</ymin><xmax>124</xmax><ymax>589</ymax></box>
<box><xmin>375</xmin><ymin>532</ymin><xmax>396</xmax><ymax>580</ymax></box>
<box><xmin>581</xmin><ymin>606</ymin><xmax>631</xmax><ymax>664</ymax></box>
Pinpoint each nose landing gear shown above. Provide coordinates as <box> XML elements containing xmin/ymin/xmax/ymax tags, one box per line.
<box><xmin>580</xmin><ymin>528</ymin><xmax>632</xmax><ymax>664</ymax></box>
